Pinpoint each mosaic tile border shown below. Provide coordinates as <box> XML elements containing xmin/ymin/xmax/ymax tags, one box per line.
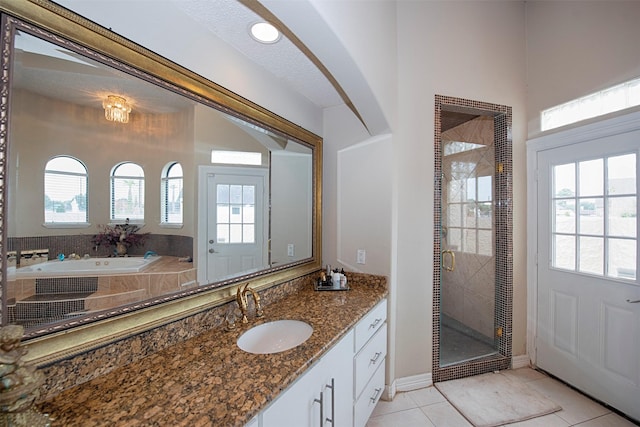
<box><xmin>433</xmin><ymin>95</ymin><xmax>513</xmax><ymax>382</ymax></box>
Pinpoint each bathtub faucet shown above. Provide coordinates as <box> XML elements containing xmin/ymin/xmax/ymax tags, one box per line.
<box><xmin>144</xmin><ymin>251</ymin><xmax>158</xmax><ymax>259</ymax></box>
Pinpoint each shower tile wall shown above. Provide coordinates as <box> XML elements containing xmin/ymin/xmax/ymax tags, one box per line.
<box><xmin>441</xmin><ymin>116</ymin><xmax>495</xmax><ymax>339</ymax></box>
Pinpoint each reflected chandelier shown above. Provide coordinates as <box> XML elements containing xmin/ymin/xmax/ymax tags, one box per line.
<box><xmin>103</xmin><ymin>95</ymin><xmax>131</xmax><ymax>123</ymax></box>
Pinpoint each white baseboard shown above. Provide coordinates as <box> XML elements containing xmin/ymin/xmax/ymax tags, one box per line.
<box><xmin>384</xmin><ymin>373</ymin><xmax>433</xmax><ymax>400</ymax></box>
<box><xmin>384</xmin><ymin>358</ymin><xmax>530</xmax><ymax>401</ymax></box>
<box><xmin>511</xmin><ymin>354</ymin><xmax>530</xmax><ymax>369</ymax></box>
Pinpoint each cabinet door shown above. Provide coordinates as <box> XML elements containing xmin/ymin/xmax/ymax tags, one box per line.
<box><xmin>320</xmin><ymin>330</ymin><xmax>354</xmax><ymax>427</ymax></box>
<box><xmin>262</xmin><ymin>358</ymin><xmax>325</xmax><ymax>427</ymax></box>
<box><xmin>262</xmin><ymin>330</ymin><xmax>354</xmax><ymax>427</ymax></box>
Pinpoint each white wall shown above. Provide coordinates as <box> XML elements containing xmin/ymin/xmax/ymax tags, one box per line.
<box><xmin>261</xmin><ymin>0</ymin><xmax>396</xmax><ymax>135</ymax></box>
<box><xmin>526</xmin><ymin>1</ymin><xmax>640</xmax><ymax>137</ymax></box>
<box><xmin>271</xmin><ymin>152</ymin><xmax>313</xmax><ymax>264</ymax></box>
<box><xmin>393</xmin><ymin>1</ymin><xmax>528</xmax><ymax>378</ymax></box>
<box><xmin>314</xmin><ymin>0</ymin><xmax>528</xmax><ymax>383</ymax></box>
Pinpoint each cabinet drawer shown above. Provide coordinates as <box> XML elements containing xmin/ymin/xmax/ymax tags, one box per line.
<box><xmin>354</xmin><ymin>299</ymin><xmax>387</xmax><ymax>351</ymax></box>
<box><xmin>353</xmin><ymin>361</ymin><xmax>385</xmax><ymax>427</ymax></box>
<box><xmin>354</xmin><ymin>325</ymin><xmax>387</xmax><ymax>399</ymax></box>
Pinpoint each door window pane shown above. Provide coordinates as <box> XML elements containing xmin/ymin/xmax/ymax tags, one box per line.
<box><xmin>551</xmin><ymin>153</ymin><xmax>637</xmax><ymax>280</ymax></box>
<box><xmin>608</xmin><ymin>238</ymin><xmax>636</xmax><ymax>280</ymax></box>
<box><xmin>554</xmin><ymin>200</ymin><xmax>576</xmax><ymax>233</ymax></box>
<box><xmin>608</xmin><ymin>154</ymin><xmax>636</xmax><ymax>195</ymax></box>
<box><xmin>579</xmin><ymin>198</ymin><xmax>603</xmax><ymax>235</ymax></box>
<box><xmin>554</xmin><ymin>163</ymin><xmax>575</xmax><ymax>197</ymax></box>
<box><xmin>217</xmin><ymin>224</ymin><xmax>229</xmax><ymax>243</ymax></box>
<box><xmin>578</xmin><ymin>236</ymin><xmax>603</xmax><ymax>275</ymax></box>
<box><xmin>554</xmin><ymin>235</ymin><xmax>575</xmax><ymax>270</ymax></box>
<box><xmin>578</xmin><ymin>159</ymin><xmax>603</xmax><ymax>197</ymax></box>
<box><xmin>216</xmin><ymin>183</ymin><xmax>257</xmax><ymax>244</ymax></box>
<box><xmin>608</xmin><ymin>197</ymin><xmax>636</xmax><ymax>238</ymax></box>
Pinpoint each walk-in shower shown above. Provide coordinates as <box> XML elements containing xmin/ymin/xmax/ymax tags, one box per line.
<box><xmin>433</xmin><ymin>95</ymin><xmax>513</xmax><ymax>382</ymax></box>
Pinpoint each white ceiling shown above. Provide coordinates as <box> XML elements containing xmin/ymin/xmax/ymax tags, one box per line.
<box><xmin>168</xmin><ymin>0</ymin><xmax>343</xmax><ymax>109</ymax></box>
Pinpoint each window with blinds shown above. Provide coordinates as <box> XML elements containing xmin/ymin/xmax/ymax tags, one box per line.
<box><xmin>111</xmin><ymin>162</ymin><xmax>144</xmax><ymax>221</ymax></box>
<box><xmin>161</xmin><ymin>162</ymin><xmax>183</xmax><ymax>225</ymax></box>
<box><xmin>44</xmin><ymin>156</ymin><xmax>88</xmax><ymax>224</ymax></box>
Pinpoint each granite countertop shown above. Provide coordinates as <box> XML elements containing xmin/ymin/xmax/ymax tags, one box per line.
<box><xmin>39</xmin><ymin>277</ymin><xmax>388</xmax><ymax>426</ymax></box>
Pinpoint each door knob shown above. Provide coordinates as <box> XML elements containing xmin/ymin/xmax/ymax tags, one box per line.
<box><xmin>209</xmin><ymin>239</ymin><xmax>214</xmax><ymax>244</ymax></box>
<box><xmin>627</xmin><ymin>299</ymin><xmax>640</xmax><ymax>303</ymax></box>
<box><xmin>209</xmin><ymin>248</ymin><xmax>215</xmax><ymax>253</ymax></box>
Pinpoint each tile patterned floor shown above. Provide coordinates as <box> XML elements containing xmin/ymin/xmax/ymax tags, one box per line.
<box><xmin>367</xmin><ymin>368</ymin><xmax>639</xmax><ymax>427</ymax></box>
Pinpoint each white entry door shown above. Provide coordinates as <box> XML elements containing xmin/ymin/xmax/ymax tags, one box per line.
<box><xmin>199</xmin><ymin>167</ymin><xmax>267</xmax><ymax>284</ymax></box>
<box><xmin>535</xmin><ymin>124</ymin><xmax>640</xmax><ymax>421</ymax></box>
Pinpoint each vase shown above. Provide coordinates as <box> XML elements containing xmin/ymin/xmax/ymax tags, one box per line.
<box><xmin>115</xmin><ymin>242</ymin><xmax>127</xmax><ymax>256</ymax></box>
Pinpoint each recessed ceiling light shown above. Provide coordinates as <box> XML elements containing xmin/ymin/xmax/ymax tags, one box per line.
<box><xmin>249</xmin><ymin>22</ymin><xmax>281</xmax><ymax>44</ymax></box>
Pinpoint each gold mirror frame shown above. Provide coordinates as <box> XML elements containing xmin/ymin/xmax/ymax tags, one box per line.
<box><xmin>0</xmin><ymin>0</ymin><xmax>322</xmax><ymax>365</ymax></box>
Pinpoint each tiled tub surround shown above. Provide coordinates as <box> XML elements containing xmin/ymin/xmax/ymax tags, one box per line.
<box><xmin>7</xmin><ymin>257</ymin><xmax>196</xmax><ymax>326</ymax></box>
<box><xmin>37</xmin><ymin>273</ymin><xmax>388</xmax><ymax>426</ymax></box>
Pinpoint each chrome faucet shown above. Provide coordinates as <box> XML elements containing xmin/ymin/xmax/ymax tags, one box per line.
<box><xmin>236</xmin><ymin>284</ymin><xmax>263</xmax><ymax>323</ymax></box>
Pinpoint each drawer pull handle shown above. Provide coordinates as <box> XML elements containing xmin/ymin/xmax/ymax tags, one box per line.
<box><xmin>369</xmin><ymin>318</ymin><xmax>382</xmax><ymax>329</ymax></box>
<box><xmin>314</xmin><ymin>391</ymin><xmax>323</xmax><ymax>426</ymax></box>
<box><xmin>370</xmin><ymin>351</ymin><xmax>382</xmax><ymax>365</ymax></box>
<box><xmin>370</xmin><ymin>387</ymin><xmax>382</xmax><ymax>404</ymax></box>
<box><xmin>325</xmin><ymin>378</ymin><xmax>335</xmax><ymax>425</ymax></box>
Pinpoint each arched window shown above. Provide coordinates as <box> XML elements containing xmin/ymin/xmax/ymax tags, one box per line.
<box><xmin>111</xmin><ymin>162</ymin><xmax>144</xmax><ymax>221</ymax></box>
<box><xmin>44</xmin><ymin>156</ymin><xmax>88</xmax><ymax>224</ymax></box>
<box><xmin>161</xmin><ymin>162</ymin><xmax>183</xmax><ymax>225</ymax></box>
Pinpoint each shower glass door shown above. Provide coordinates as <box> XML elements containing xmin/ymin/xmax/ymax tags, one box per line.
<box><xmin>439</xmin><ymin>114</ymin><xmax>498</xmax><ymax>367</ymax></box>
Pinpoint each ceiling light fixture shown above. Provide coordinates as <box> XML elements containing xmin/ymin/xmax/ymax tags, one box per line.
<box><xmin>249</xmin><ymin>22</ymin><xmax>281</xmax><ymax>44</ymax></box>
<box><xmin>103</xmin><ymin>95</ymin><xmax>131</xmax><ymax>123</ymax></box>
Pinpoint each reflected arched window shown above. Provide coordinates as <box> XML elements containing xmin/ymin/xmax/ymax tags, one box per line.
<box><xmin>161</xmin><ymin>162</ymin><xmax>183</xmax><ymax>225</ymax></box>
<box><xmin>44</xmin><ymin>156</ymin><xmax>88</xmax><ymax>224</ymax></box>
<box><xmin>111</xmin><ymin>162</ymin><xmax>144</xmax><ymax>221</ymax></box>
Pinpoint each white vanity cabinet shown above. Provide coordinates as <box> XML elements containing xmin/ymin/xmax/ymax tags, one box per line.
<box><xmin>257</xmin><ymin>298</ymin><xmax>387</xmax><ymax>427</ymax></box>
<box><xmin>261</xmin><ymin>329</ymin><xmax>354</xmax><ymax>427</ymax></box>
<box><xmin>353</xmin><ymin>299</ymin><xmax>387</xmax><ymax>427</ymax></box>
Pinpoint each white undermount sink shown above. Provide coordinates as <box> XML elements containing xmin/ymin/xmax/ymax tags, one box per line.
<box><xmin>237</xmin><ymin>320</ymin><xmax>313</xmax><ymax>354</ymax></box>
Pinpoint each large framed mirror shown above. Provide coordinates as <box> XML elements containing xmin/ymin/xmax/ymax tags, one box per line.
<box><xmin>0</xmin><ymin>1</ymin><xmax>321</xmax><ymax>362</ymax></box>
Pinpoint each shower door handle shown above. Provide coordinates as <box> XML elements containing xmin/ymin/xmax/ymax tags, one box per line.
<box><xmin>442</xmin><ymin>250</ymin><xmax>455</xmax><ymax>272</ymax></box>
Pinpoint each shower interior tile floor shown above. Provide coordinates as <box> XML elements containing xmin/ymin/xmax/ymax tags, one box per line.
<box><xmin>440</xmin><ymin>315</ymin><xmax>497</xmax><ymax>366</ymax></box>
<box><xmin>366</xmin><ymin>368</ymin><xmax>639</xmax><ymax>427</ymax></box>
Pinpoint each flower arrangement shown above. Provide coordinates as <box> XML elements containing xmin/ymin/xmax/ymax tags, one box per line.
<box><xmin>91</xmin><ymin>219</ymin><xmax>148</xmax><ymax>253</ymax></box>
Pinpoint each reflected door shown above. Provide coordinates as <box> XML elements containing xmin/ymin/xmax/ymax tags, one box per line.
<box><xmin>536</xmin><ymin>130</ymin><xmax>640</xmax><ymax>420</ymax></box>
<box><xmin>205</xmin><ymin>170</ymin><xmax>267</xmax><ymax>283</ymax></box>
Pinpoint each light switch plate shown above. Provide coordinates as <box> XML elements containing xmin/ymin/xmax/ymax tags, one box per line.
<box><xmin>287</xmin><ymin>244</ymin><xmax>295</xmax><ymax>257</ymax></box>
<box><xmin>357</xmin><ymin>249</ymin><xmax>366</xmax><ymax>264</ymax></box>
